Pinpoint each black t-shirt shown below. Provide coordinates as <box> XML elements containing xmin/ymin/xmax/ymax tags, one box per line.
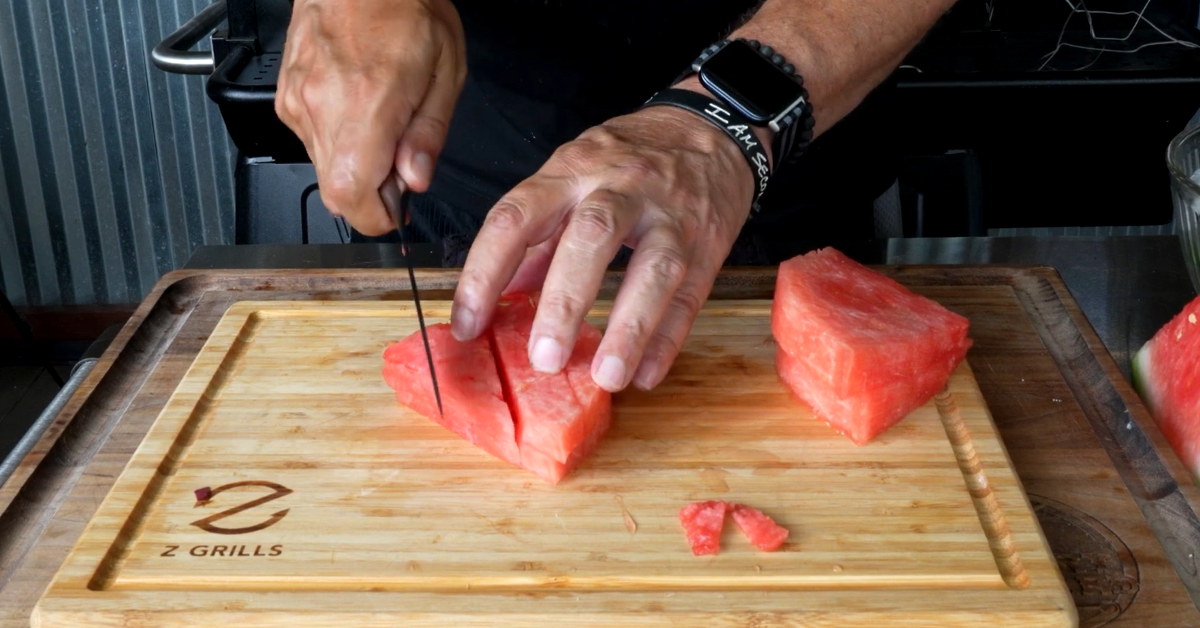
<box><xmin>408</xmin><ymin>0</ymin><xmax>897</xmax><ymax>263</ymax></box>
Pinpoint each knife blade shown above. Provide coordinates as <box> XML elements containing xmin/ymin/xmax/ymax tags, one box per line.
<box><xmin>381</xmin><ymin>175</ymin><xmax>444</xmax><ymax>416</ymax></box>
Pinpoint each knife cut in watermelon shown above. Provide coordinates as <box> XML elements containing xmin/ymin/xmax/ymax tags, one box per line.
<box><xmin>382</xmin><ymin>324</ymin><xmax>521</xmax><ymax>467</ymax></box>
<box><xmin>679</xmin><ymin>500</ymin><xmax>728</xmax><ymax>556</ymax></box>
<box><xmin>728</xmin><ymin>503</ymin><xmax>789</xmax><ymax>551</ymax></box>
<box><xmin>382</xmin><ymin>293</ymin><xmax>611</xmax><ymax>484</ymax></box>
<box><xmin>771</xmin><ymin>247</ymin><xmax>972</xmax><ymax>445</ymax></box>
<box><xmin>1133</xmin><ymin>294</ymin><xmax>1200</xmax><ymax>481</ymax></box>
<box><xmin>490</xmin><ymin>294</ymin><xmax>612</xmax><ymax>474</ymax></box>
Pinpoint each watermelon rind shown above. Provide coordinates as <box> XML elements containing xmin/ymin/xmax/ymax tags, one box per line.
<box><xmin>1131</xmin><ymin>295</ymin><xmax>1200</xmax><ymax>484</ymax></box>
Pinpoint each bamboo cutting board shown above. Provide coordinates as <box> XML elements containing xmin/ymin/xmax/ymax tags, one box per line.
<box><xmin>33</xmin><ymin>299</ymin><xmax>1075</xmax><ymax>626</ymax></box>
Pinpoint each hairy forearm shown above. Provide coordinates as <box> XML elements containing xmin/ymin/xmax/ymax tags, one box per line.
<box><xmin>731</xmin><ymin>0</ymin><xmax>958</xmax><ymax>137</ymax></box>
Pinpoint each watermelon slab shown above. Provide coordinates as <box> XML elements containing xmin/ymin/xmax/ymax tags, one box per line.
<box><xmin>772</xmin><ymin>247</ymin><xmax>972</xmax><ymax>445</ymax></box>
<box><xmin>1133</xmin><ymin>294</ymin><xmax>1200</xmax><ymax>481</ymax></box>
<box><xmin>382</xmin><ymin>293</ymin><xmax>611</xmax><ymax>484</ymax></box>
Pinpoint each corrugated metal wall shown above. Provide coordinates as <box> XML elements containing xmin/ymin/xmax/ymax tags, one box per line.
<box><xmin>0</xmin><ymin>0</ymin><xmax>235</xmax><ymax>308</ymax></box>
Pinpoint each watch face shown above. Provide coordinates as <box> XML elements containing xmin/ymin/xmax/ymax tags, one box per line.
<box><xmin>699</xmin><ymin>40</ymin><xmax>804</xmax><ymax>125</ymax></box>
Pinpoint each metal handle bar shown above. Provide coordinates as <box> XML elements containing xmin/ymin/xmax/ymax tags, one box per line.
<box><xmin>151</xmin><ymin>0</ymin><xmax>228</xmax><ymax>75</ymax></box>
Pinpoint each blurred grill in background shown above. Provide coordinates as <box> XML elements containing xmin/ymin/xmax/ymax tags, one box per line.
<box><xmin>2</xmin><ymin>0</ymin><xmax>1199</xmax><ymax>312</ymax></box>
<box><xmin>0</xmin><ymin>0</ymin><xmax>235</xmax><ymax>309</ymax></box>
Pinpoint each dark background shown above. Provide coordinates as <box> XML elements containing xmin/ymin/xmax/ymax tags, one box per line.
<box><xmin>891</xmin><ymin>0</ymin><xmax>1200</xmax><ymax>234</ymax></box>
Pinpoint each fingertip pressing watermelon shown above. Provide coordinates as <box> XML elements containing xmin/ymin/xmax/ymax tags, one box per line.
<box><xmin>679</xmin><ymin>500</ymin><xmax>728</xmax><ymax>556</ymax></box>
<box><xmin>382</xmin><ymin>293</ymin><xmax>612</xmax><ymax>484</ymax></box>
<box><xmin>1133</xmin><ymin>294</ymin><xmax>1200</xmax><ymax>481</ymax></box>
<box><xmin>729</xmin><ymin>503</ymin><xmax>789</xmax><ymax>551</ymax></box>
<box><xmin>772</xmin><ymin>247</ymin><xmax>972</xmax><ymax>445</ymax></box>
<box><xmin>490</xmin><ymin>294</ymin><xmax>612</xmax><ymax>470</ymax></box>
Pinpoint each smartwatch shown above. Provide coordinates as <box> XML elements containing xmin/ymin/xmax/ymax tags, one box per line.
<box><xmin>689</xmin><ymin>39</ymin><xmax>814</xmax><ymax>168</ymax></box>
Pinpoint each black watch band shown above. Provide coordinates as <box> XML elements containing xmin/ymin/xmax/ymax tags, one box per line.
<box><xmin>641</xmin><ymin>88</ymin><xmax>771</xmax><ymax>212</ymax></box>
<box><xmin>688</xmin><ymin>38</ymin><xmax>815</xmax><ymax>170</ymax></box>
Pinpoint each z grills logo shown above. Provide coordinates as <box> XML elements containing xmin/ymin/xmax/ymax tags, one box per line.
<box><xmin>161</xmin><ymin>481</ymin><xmax>292</xmax><ymax>559</ymax></box>
<box><xmin>191</xmin><ymin>481</ymin><xmax>293</xmax><ymax>534</ymax></box>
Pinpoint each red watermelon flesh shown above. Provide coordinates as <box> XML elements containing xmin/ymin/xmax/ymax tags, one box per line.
<box><xmin>679</xmin><ymin>500</ymin><xmax>728</xmax><ymax>556</ymax></box>
<box><xmin>382</xmin><ymin>294</ymin><xmax>611</xmax><ymax>484</ymax></box>
<box><xmin>729</xmin><ymin>503</ymin><xmax>789</xmax><ymax>551</ymax></box>
<box><xmin>382</xmin><ymin>324</ymin><xmax>520</xmax><ymax>467</ymax></box>
<box><xmin>490</xmin><ymin>294</ymin><xmax>612</xmax><ymax>467</ymax></box>
<box><xmin>1133</xmin><ymin>294</ymin><xmax>1200</xmax><ymax>481</ymax></box>
<box><xmin>772</xmin><ymin>247</ymin><xmax>972</xmax><ymax>445</ymax></box>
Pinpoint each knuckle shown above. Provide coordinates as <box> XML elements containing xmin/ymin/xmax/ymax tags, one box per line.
<box><xmin>483</xmin><ymin>200</ymin><xmax>529</xmax><ymax>234</ymax></box>
<box><xmin>554</xmin><ymin>139</ymin><xmax>593</xmax><ymax>167</ymax></box>
<box><xmin>455</xmin><ymin>265</ymin><xmax>488</xmax><ymax>295</ymax></box>
<box><xmin>274</xmin><ymin>90</ymin><xmax>301</xmax><ymax>128</ymax></box>
<box><xmin>273</xmin><ymin>96</ymin><xmax>290</xmax><ymax>124</ymax></box>
<box><xmin>619</xmin><ymin>152</ymin><xmax>660</xmax><ymax>178</ymax></box>
<box><xmin>537</xmin><ymin>290</ymin><xmax>587</xmax><ymax>326</ymax></box>
<box><xmin>669</xmin><ymin>287</ymin><xmax>706</xmax><ymax>321</ymax></box>
<box><xmin>571</xmin><ymin>201</ymin><xmax>621</xmax><ymax>244</ymax></box>
<box><xmin>643</xmin><ymin>246</ymin><xmax>688</xmax><ymax>288</ymax></box>
<box><xmin>646</xmin><ymin>327</ymin><xmax>684</xmax><ymax>363</ymax></box>
<box><xmin>409</xmin><ymin>115</ymin><xmax>450</xmax><ymax>144</ymax></box>
<box><xmin>576</xmin><ymin>124</ymin><xmax>616</xmax><ymax>145</ymax></box>
<box><xmin>318</xmin><ymin>176</ymin><xmax>358</xmax><ymax>210</ymax></box>
<box><xmin>612</xmin><ymin>314</ymin><xmax>651</xmax><ymax>344</ymax></box>
<box><xmin>298</xmin><ymin>81</ymin><xmax>327</xmax><ymax>112</ymax></box>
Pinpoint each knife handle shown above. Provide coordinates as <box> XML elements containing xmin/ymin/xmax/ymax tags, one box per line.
<box><xmin>380</xmin><ymin>174</ymin><xmax>407</xmax><ymax>230</ymax></box>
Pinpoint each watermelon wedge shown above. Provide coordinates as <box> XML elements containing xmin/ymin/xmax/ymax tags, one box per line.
<box><xmin>772</xmin><ymin>248</ymin><xmax>972</xmax><ymax>444</ymax></box>
<box><xmin>1133</xmin><ymin>294</ymin><xmax>1200</xmax><ymax>481</ymax></box>
<box><xmin>382</xmin><ymin>293</ymin><xmax>611</xmax><ymax>484</ymax></box>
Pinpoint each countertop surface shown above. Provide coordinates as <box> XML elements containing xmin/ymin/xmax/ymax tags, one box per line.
<box><xmin>2</xmin><ymin>235</ymin><xmax>1198</xmax><ymax>626</ymax></box>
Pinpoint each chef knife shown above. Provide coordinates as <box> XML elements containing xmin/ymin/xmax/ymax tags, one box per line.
<box><xmin>381</xmin><ymin>175</ymin><xmax>444</xmax><ymax>416</ymax></box>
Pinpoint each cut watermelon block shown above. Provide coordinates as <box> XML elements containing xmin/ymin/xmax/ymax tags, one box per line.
<box><xmin>729</xmin><ymin>503</ymin><xmax>789</xmax><ymax>551</ymax></box>
<box><xmin>1133</xmin><ymin>294</ymin><xmax>1200</xmax><ymax>481</ymax></box>
<box><xmin>772</xmin><ymin>248</ymin><xmax>972</xmax><ymax>445</ymax></box>
<box><xmin>382</xmin><ymin>294</ymin><xmax>611</xmax><ymax>484</ymax></box>
<box><xmin>382</xmin><ymin>324</ymin><xmax>520</xmax><ymax>467</ymax></box>
<box><xmin>490</xmin><ymin>294</ymin><xmax>612</xmax><ymax>471</ymax></box>
<box><xmin>679</xmin><ymin>500</ymin><xmax>728</xmax><ymax>556</ymax></box>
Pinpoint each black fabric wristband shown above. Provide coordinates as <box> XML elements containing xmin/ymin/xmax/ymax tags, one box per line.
<box><xmin>641</xmin><ymin>88</ymin><xmax>771</xmax><ymax>212</ymax></box>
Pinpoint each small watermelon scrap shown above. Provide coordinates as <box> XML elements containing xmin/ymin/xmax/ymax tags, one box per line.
<box><xmin>772</xmin><ymin>247</ymin><xmax>972</xmax><ymax>445</ymax></box>
<box><xmin>679</xmin><ymin>500</ymin><xmax>728</xmax><ymax>556</ymax></box>
<box><xmin>679</xmin><ymin>501</ymin><xmax>790</xmax><ymax>555</ymax></box>
<box><xmin>382</xmin><ymin>293</ymin><xmax>611</xmax><ymax>484</ymax></box>
<box><xmin>729</xmin><ymin>503</ymin><xmax>789</xmax><ymax>551</ymax></box>
<box><xmin>1133</xmin><ymin>294</ymin><xmax>1200</xmax><ymax>481</ymax></box>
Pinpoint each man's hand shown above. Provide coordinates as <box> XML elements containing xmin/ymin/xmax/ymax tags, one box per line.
<box><xmin>451</xmin><ymin>105</ymin><xmax>757</xmax><ymax>392</ymax></box>
<box><xmin>276</xmin><ymin>0</ymin><xmax>466</xmax><ymax>235</ymax></box>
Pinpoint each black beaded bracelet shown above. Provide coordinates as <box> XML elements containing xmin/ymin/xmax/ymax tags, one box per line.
<box><xmin>641</xmin><ymin>88</ymin><xmax>771</xmax><ymax>212</ymax></box>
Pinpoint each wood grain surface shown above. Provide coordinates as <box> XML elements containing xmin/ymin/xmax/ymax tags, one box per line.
<box><xmin>2</xmin><ymin>267</ymin><xmax>1199</xmax><ymax>627</ymax></box>
<box><xmin>30</xmin><ymin>300</ymin><xmax>1073</xmax><ymax>626</ymax></box>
